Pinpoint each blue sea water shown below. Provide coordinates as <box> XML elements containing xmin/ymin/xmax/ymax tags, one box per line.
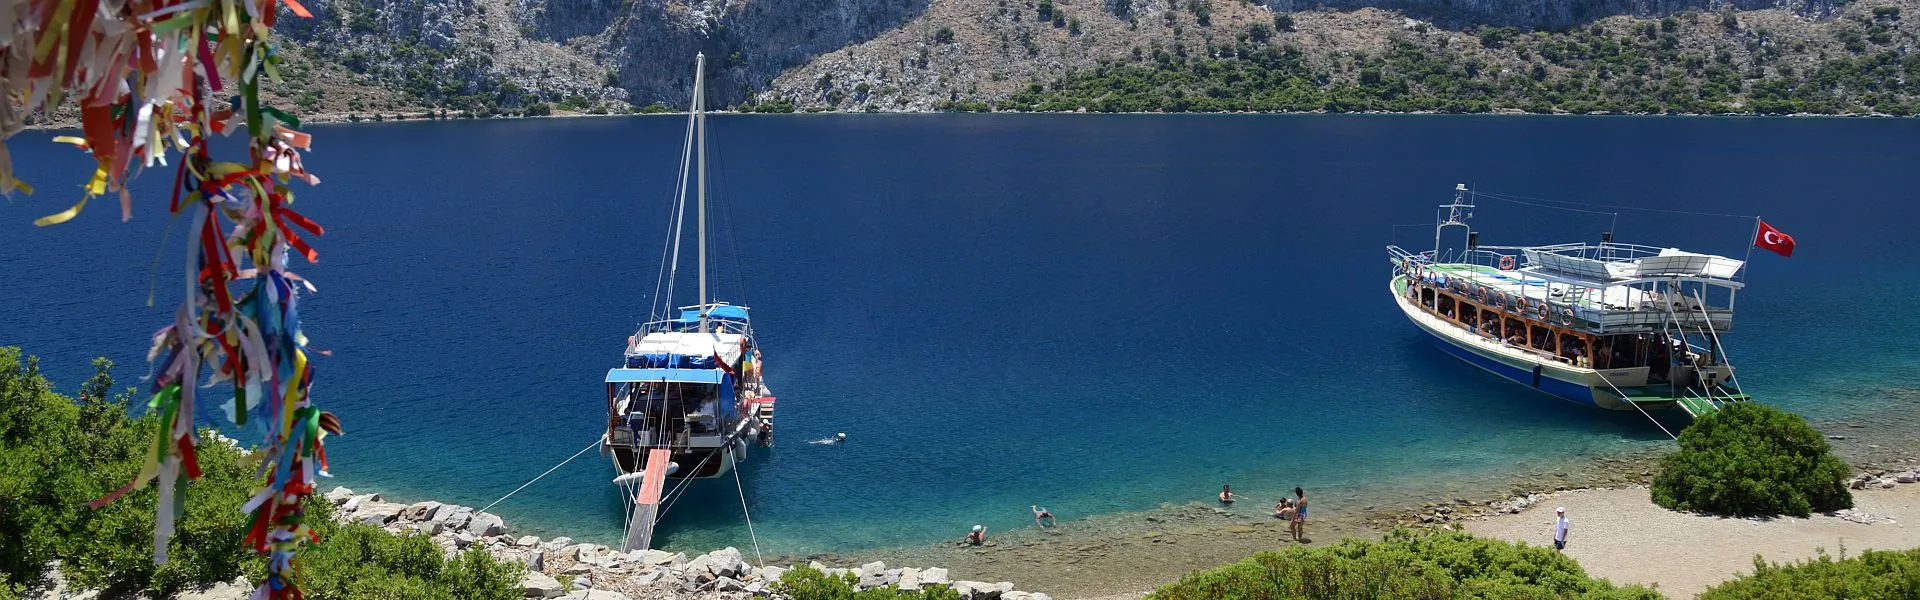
<box><xmin>4</xmin><ymin>115</ymin><xmax>1919</xmax><ymax>556</ymax></box>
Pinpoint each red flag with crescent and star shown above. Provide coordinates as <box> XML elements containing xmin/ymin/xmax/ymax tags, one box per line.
<box><xmin>1754</xmin><ymin>220</ymin><xmax>1796</xmax><ymax>257</ymax></box>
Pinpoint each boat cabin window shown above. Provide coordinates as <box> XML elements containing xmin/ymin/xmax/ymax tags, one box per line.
<box><xmin>1457</xmin><ymin>302</ymin><xmax>1479</xmax><ymax>328</ymax></box>
<box><xmin>1529</xmin><ymin>325</ymin><xmax>1553</xmax><ymax>353</ymax></box>
<box><xmin>1478</xmin><ymin>309</ymin><xmax>1499</xmax><ymax>336</ymax></box>
<box><xmin>1436</xmin><ymin>294</ymin><xmax>1456</xmax><ymax>318</ymax></box>
<box><xmin>1420</xmin><ymin>287</ymin><xmax>1436</xmax><ymax>308</ymax></box>
<box><xmin>1557</xmin><ymin>333</ymin><xmax>1589</xmax><ymax>366</ymax></box>
<box><xmin>1503</xmin><ymin>318</ymin><xmax>1526</xmax><ymax>346</ymax></box>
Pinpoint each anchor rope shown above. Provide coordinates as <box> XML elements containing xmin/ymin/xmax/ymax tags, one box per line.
<box><xmin>729</xmin><ymin>449</ymin><xmax>766</xmax><ymax>567</ymax></box>
<box><xmin>477</xmin><ymin>438</ymin><xmax>602</xmax><ymax>515</ymax></box>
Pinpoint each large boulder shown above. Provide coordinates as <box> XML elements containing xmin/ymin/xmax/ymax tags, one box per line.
<box><xmin>857</xmin><ymin>561</ymin><xmax>889</xmax><ymax>589</ymax></box>
<box><xmin>355</xmin><ymin>503</ymin><xmax>403</xmax><ymax>526</ymax></box>
<box><xmin>469</xmin><ymin>512</ymin><xmax>508</xmax><ymax>536</ymax></box>
<box><xmin>323</xmin><ymin>487</ymin><xmax>356</xmax><ymax>506</ymax></box>
<box><xmin>707</xmin><ymin>547</ymin><xmax>745</xmax><ymax>579</ymax></box>
<box><xmin>954</xmin><ymin>581</ymin><xmax>1001</xmax><ymax>600</ymax></box>
<box><xmin>436</xmin><ymin>506</ymin><xmax>474</xmax><ymax>531</ymax></box>
<box><xmin>684</xmin><ymin>553</ymin><xmax>711</xmax><ymax>579</ymax></box>
<box><xmin>713</xmin><ymin>577</ymin><xmax>746</xmax><ymax>592</ymax></box>
<box><xmin>758</xmin><ymin>565</ymin><xmax>787</xmax><ymax>583</ymax></box>
<box><xmin>403</xmin><ymin>501</ymin><xmax>443</xmax><ymax>522</ymax></box>
<box><xmin>640</xmin><ymin>549</ymin><xmax>676</xmax><ymax>567</ymax></box>
<box><xmin>521</xmin><ymin>572</ymin><xmax>565</xmax><ymax>599</ymax></box>
<box><xmin>921</xmin><ymin>567</ymin><xmax>951</xmax><ymax>586</ymax></box>
<box><xmin>175</xmin><ymin>576</ymin><xmax>253</xmax><ymax>600</ymax></box>
<box><xmin>897</xmin><ymin>567</ymin><xmax>922</xmax><ymax>591</ymax></box>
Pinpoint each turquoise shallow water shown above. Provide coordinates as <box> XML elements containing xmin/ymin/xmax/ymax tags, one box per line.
<box><xmin>3</xmin><ymin>114</ymin><xmax>1918</xmax><ymax>556</ymax></box>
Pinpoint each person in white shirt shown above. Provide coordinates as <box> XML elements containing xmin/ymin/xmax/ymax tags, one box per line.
<box><xmin>1553</xmin><ymin>507</ymin><xmax>1571</xmax><ymax>551</ymax></box>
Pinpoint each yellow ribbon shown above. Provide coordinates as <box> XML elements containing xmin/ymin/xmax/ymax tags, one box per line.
<box><xmin>33</xmin><ymin>167</ymin><xmax>109</xmax><ymax>226</ymax></box>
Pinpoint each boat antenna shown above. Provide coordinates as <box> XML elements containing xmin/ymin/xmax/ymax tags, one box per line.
<box><xmin>1435</xmin><ymin>183</ymin><xmax>1474</xmax><ymax>260</ymax></box>
<box><xmin>695</xmin><ymin>52</ymin><xmax>709</xmax><ymax>334</ymax></box>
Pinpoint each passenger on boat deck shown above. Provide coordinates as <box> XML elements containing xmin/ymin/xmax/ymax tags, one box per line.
<box><xmin>966</xmin><ymin>525</ymin><xmax>987</xmax><ymax>545</ymax></box>
<box><xmin>1032</xmin><ymin>505</ymin><xmax>1056</xmax><ymax>528</ymax></box>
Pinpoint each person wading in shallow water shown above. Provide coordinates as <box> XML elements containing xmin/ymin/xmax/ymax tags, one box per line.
<box><xmin>1290</xmin><ymin>487</ymin><xmax>1309</xmax><ymax>543</ymax></box>
<box><xmin>965</xmin><ymin>524</ymin><xmax>987</xmax><ymax>545</ymax></box>
<box><xmin>1219</xmin><ymin>484</ymin><xmax>1244</xmax><ymax>505</ymax></box>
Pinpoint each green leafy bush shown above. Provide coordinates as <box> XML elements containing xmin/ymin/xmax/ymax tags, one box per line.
<box><xmin>775</xmin><ymin>565</ymin><xmax>962</xmax><ymax>600</ymax></box>
<box><xmin>1652</xmin><ymin>402</ymin><xmax>1852</xmax><ymax>517</ymax></box>
<box><xmin>0</xmin><ymin>348</ymin><xmax>523</xmax><ymax>599</ymax></box>
<box><xmin>1699</xmin><ymin>548</ymin><xmax>1920</xmax><ymax>599</ymax></box>
<box><xmin>1150</xmin><ymin>528</ymin><xmax>1663</xmax><ymax>600</ymax></box>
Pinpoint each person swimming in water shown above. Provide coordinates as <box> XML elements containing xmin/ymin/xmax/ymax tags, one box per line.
<box><xmin>1219</xmin><ymin>484</ymin><xmax>1243</xmax><ymax>504</ymax></box>
<box><xmin>965</xmin><ymin>524</ymin><xmax>987</xmax><ymax>545</ymax></box>
<box><xmin>1032</xmin><ymin>505</ymin><xmax>1055</xmax><ymax>528</ymax></box>
<box><xmin>808</xmin><ymin>433</ymin><xmax>847</xmax><ymax>445</ymax></box>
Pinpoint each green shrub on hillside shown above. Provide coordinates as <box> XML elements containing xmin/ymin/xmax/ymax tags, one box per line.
<box><xmin>0</xmin><ymin>348</ymin><xmax>523</xmax><ymax>599</ymax></box>
<box><xmin>774</xmin><ymin>565</ymin><xmax>962</xmax><ymax>600</ymax></box>
<box><xmin>1150</xmin><ymin>528</ymin><xmax>1663</xmax><ymax>600</ymax></box>
<box><xmin>294</xmin><ymin>502</ymin><xmax>521</xmax><ymax>600</ymax></box>
<box><xmin>1652</xmin><ymin>402</ymin><xmax>1852</xmax><ymax>517</ymax></box>
<box><xmin>1699</xmin><ymin>548</ymin><xmax>1920</xmax><ymax>599</ymax></box>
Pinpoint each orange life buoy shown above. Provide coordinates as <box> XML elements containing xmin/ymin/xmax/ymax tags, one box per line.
<box><xmin>1537</xmin><ymin>303</ymin><xmax>1549</xmax><ymax>318</ymax></box>
<box><xmin>1498</xmin><ymin>255</ymin><xmax>1516</xmax><ymax>270</ymax></box>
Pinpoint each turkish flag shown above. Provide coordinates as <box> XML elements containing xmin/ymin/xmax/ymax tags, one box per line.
<box><xmin>1754</xmin><ymin>220</ymin><xmax>1795</xmax><ymax>257</ymax></box>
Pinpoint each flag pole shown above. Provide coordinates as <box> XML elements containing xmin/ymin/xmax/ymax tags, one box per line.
<box><xmin>1739</xmin><ymin>216</ymin><xmax>1761</xmax><ymax>282</ymax></box>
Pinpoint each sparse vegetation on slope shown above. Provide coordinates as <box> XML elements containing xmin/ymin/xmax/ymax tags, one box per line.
<box><xmin>1149</xmin><ymin>528</ymin><xmax>1663</xmax><ymax>600</ymax></box>
<box><xmin>964</xmin><ymin>2</ymin><xmax>1920</xmax><ymax>114</ymax></box>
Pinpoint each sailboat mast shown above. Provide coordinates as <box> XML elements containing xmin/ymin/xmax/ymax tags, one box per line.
<box><xmin>695</xmin><ymin>52</ymin><xmax>709</xmax><ymax>334</ymax></box>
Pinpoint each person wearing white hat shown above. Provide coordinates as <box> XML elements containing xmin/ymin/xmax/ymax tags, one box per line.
<box><xmin>966</xmin><ymin>524</ymin><xmax>987</xmax><ymax>545</ymax></box>
<box><xmin>1552</xmin><ymin>507</ymin><xmax>1570</xmax><ymax>552</ymax></box>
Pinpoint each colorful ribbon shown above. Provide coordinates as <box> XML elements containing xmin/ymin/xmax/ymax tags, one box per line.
<box><xmin>4</xmin><ymin>1</ymin><xmax>336</xmax><ymax>598</ymax></box>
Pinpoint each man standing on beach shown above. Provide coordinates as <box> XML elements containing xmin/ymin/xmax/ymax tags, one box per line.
<box><xmin>1553</xmin><ymin>507</ymin><xmax>1570</xmax><ymax>552</ymax></box>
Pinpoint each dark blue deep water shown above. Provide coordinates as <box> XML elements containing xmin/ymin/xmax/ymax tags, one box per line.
<box><xmin>5</xmin><ymin>115</ymin><xmax>1919</xmax><ymax>555</ymax></box>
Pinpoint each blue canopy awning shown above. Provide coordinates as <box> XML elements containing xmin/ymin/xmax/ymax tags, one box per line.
<box><xmin>679</xmin><ymin>305</ymin><xmax>751</xmax><ymax>322</ymax></box>
<box><xmin>605</xmin><ymin>368</ymin><xmax>725</xmax><ymax>384</ymax></box>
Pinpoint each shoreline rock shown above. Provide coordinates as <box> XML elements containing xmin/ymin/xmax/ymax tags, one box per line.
<box><xmin>321</xmin><ymin>487</ymin><xmax>1054</xmax><ymax>600</ymax></box>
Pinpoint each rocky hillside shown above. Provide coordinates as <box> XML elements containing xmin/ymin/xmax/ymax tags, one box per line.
<box><xmin>763</xmin><ymin>0</ymin><xmax>1920</xmax><ymax>114</ymax></box>
<box><xmin>254</xmin><ymin>0</ymin><xmax>1897</xmax><ymax>118</ymax></box>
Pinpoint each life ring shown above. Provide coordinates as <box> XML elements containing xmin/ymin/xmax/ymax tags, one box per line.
<box><xmin>1498</xmin><ymin>255</ymin><xmax>1516</xmax><ymax>270</ymax></box>
<box><xmin>1562</xmin><ymin>307</ymin><xmax>1576</xmax><ymax>325</ymax></box>
<box><xmin>1537</xmin><ymin>303</ymin><xmax>1549</xmax><ymax>318</ymax></box>
<box><xmin>1517</xmin><ymin>296</ymin><xmax>1530</xmax><ymax>310</ymax></box>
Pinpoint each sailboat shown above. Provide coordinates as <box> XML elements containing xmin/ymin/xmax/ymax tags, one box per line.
<box><xmin>600</xmin><ymin>53</ymin><xmax>776</xmax><ymax>551</ymax></box>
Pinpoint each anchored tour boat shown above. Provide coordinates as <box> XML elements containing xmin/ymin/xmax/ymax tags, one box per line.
<box><xmin>601</xmin><ymin>54</ymin><xmax>776</xmax><ymax>551</ymax></box>
<box><xmin>1388</xmin><ymin>184</ymin><xmax>1769</xmax><ymax>421</ymax></box>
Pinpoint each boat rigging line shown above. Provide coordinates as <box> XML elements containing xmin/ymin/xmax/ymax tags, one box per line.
<box><xmin>728</xmin><ymin>451</ymin><xmax>765</xmax><ymax>568</ymax></box>
<box><xmin>477</xmin><ymin>437</ymin><xmax>604</xmax><ymax>515</ymax></box>
<box><xmin>1474</xmin><ymin>190</ymin><xmax>1760</xmax><ymax>221</ymax></box>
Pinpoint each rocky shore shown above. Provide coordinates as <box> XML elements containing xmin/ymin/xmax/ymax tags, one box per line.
<box><xmin>322</xmin><ymin>487</ymin><xmax>1056</xmax><ymax>600</ymax></box>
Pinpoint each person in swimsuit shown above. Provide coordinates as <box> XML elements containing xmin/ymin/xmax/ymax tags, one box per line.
<box><xmin>1032</xmin><ymin>505</ymin><xmax>1056</xmax><ymax>528</ymax></box>
<box><xmin>965</xmin><ymin>524</ymin><xmax>987</xmax><ymax>545</ymax></box>
<box><xmin>1290</xmin><ymin>487</ymin><xmax>1309</xmax><ymax>542</ymax></box>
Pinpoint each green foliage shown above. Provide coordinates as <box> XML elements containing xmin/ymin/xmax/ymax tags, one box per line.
<box><xmin>1652</xmin><ymin>402</ymin><xmax>1852</xmax><ymax>517</ymax></box>
<box><xmin>740</xmin><ymin>98</ymin><xmax>797</xmax><ymax>113</ymax></box>
<box><xmin>1188</xmin><ymin>0</ymin><xmax>1210</xmax><ymax>26</ymax></box>
<box><xmin>1019</xmin><ymin>12</ymin><xmax>1920</xmax><ymax>116</ymax></box>
<box><xmin>774</xmin><ymin>565</ymin><xmax>962</xmax><ymax>600</ymax></box>
<box><xmin>1273</xmin><ymin>13</ymin><xmax>1294</xmax><ymax>32</ymax></box>
<box><xmin>0</xmin><ymin>348</ymin><xmax>523</xmax><ymax>599</ymax></box>
<box><xmin>636</xmin><ymin>102</ymin><xmax>673</xmax><ymax>114</ymax></box>
<box><xmin>524</xmin><ymin>103</ymin><xmax>553</xmax><ymax>116</ymax></box>
<box><xmin>283</xmin><ymin>501</ymin><xmax>522</xmax><ymax>600</ymax></box>
<box><xmin>1699</xmin><ymin>548</ymin><xmax>1920</xmax><ymax>600</ymax></box>
<box><xmin>1036</xmin><ymin>0</ymin><xmax>1053</xmax><ymax>21</ymax></box>
<box><xmin>1150</xmin><ymin>528</ymin><xmax>1664</xmax><ymax>600</ymax></box>
<box><xmin>935</xmin><ymin>26</ymin><xmax>955</xmax><ymax>44</ymax></box>
<box><xmin>1248</xmin><ymin>22</ymin><xmax>1272</xmax><ymax>43</ymax></box>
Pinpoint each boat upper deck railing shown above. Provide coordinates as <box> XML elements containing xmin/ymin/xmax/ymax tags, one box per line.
<box><xmin>1388</xmin><ymin>244</ymin><xmax>1738</xmax><ymax>333</ymax></box>
<box><xmin>1391</xmin><ymin>243</ymin><xmax>1745</xmax><ymax>287</ymax></box>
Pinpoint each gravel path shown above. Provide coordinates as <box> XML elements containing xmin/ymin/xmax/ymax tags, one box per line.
<box><xmin>1465</xmin><ymin>485</ymin><xmax>1920</xmax><ymax>599</ymax></box>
